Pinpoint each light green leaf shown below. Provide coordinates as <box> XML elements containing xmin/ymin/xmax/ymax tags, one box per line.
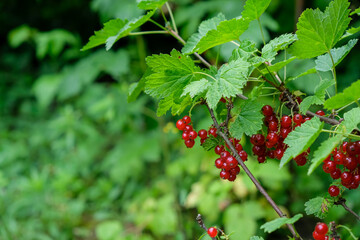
<box><xmin>229</xmin><ymin>40</ymin><xmax>257</xmax><ymax>61</ymax></box>
<box><xmin>315</xmin><ymin>39</ymin><xmax>358</xmax><ymax>72</ymax></box>
<box><xmin>260</xmin><ymin>56</ymin><xmax>296</xmax><ymax>75</ymax></box>
<box><xmin>182</xmin><ymin>17</ymin><xmax>250</xmax><ymax>54</ymax></box>
<box><xmin>182</xmin><ymin>13</ymin><xmax>226</xmax><ymax>54</ymax></box>
<box><xmin>305</xmin><ymin>197</ymin><xmax>333</xmax><ymax>219</ymax></box>
<box><xmin>182</xmin><ymin>79</ymin><xmax>209</xmax><ymax>98</ymax></box>
<box><xmin>262</xmin><ymin>33</ymin><xmax>296</xmax><ymax>62</ymax></box>
<box><xmin>308</xmin><ymin>135</ymin><xmax>342</xmax><ymax>175</ymax></box>
<box><xmin>229</xmin><ymin>100</ymin><xmax>263</xmax><ymax>138</ymax></box>
<box><xmin>350</xmin><ymin>7</ymin><xmax>360</xmax><ymax>16</ymax></box>
<box><xmin>324</xmin><ymin>80</ymin><xmax>360</xmax><ymax>110</ymax></box>
<box><xmin>280</xmin><ymin>117</ymin><xmax>324</xmax><ymax>168</ymax></box>
<box><xmin>137</xmin><ymin>0</ymin><xmax>167</xmax><ymax>10</ymax></box>
<box><xmin>290</xmin><ymin>0</ymin><xmax>351</xmax><ymax>59</ymax></box>
<box><xmin>206</xmin><ymin>58</ymin><xmax>251</xmax><ymax>109</ymax></box>
<box><xmin>106</xmin><ymin>10</ymin><xmax>156</xmax><ymax>50</ymax></box>
<box><xmin>299</xmin><ymin>79</ymin><xmax>334</xmax><ymax>114</ymax></box>
<box><xmin>338</xmin><ymin>107</ymin><xmax>360</xmax><ymax>134</ymax></box>
<box><xmin>242</xmin><ymin>0</ymin><xmax>271</xmax><ymax>21</ymax></box>
<box><xmin>260</xmin><ymin>214</ymin><xmax>303</xmax><ymax>233</ymax></box>
<box><xmin>287</xmin><ymin>68</ymin><xmax>317</xmax><ymax>82</ymax></box>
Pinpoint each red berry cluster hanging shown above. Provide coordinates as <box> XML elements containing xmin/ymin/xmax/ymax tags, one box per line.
<box><xmin>250</xmin><ymin>105</ymin><xmax>312</xmax><ymax>165</ymax></box>
<box><xmin>176</xmin><ymin>115</ymin><xmax>199</xmax><ymax>148</ymax></box>
<box><xmin>322</xmin><ymin>140</ymin><xmax>360</xmax><ymax>195</ymax></box>
<box><xmin>312</xmin><ymin>222</ymin><xmax>329</xmax><ymax>240</ymax></box>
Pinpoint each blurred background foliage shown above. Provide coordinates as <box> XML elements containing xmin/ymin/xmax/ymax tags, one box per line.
<box><xmin>0</xmin><ymin>0</ymin><xmax>359</xmax><ymax>239</ymax></box>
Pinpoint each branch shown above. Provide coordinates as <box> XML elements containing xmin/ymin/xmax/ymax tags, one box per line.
<box><xmin>334</xmin><ymin>198</ymin><xmax>360</xmax><ymax>222</ymax></box>
<box><xmin>206</xmin><ymin>104</ymin><xmax>301</xmax><ymax>240</ymax></box>
<box><xmin>196</xmin><ymin>214</ymin><xmax>216</xmax><ymax>240</ymax></box>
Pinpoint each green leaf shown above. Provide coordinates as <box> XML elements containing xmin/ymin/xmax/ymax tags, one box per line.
<box><xmin>280</xmin><ymin>117</ymin><xmax>324</xmax><ymax>168</ymax></box>
<box><xmin>324</xmin><ymin>80</ymin><xmax>360</xmax><ymax>110</ymax></box>
<box><xmin>128</xmin><ymin>68</ymin><xmax>152</xmax><ymax>102</ymax></box>
<box><xmin>287</xmin><ymin>68</ymin><xmax>317</xmax><ymax>82</ymax></box>
<box><xmin>290</xmin><ymin>0</ymin><xmax>351</xmax><ymax>59</ymax></box>
<box><xmin>260</xmin><ymin>214</ymin><xmax>303</xmax><ymax>233</ymax></box>
<box><xmin>229</xmin><ymin>100</ymin><xmax>263</xmax><ymax>138</ymax></box>
<box><xmin>308</xmin><ymin>135</ymin><xmax>342</xmax><ymax>175</ymax></box>
<box><xmin>305</xmin><ymin>197</ymin><xmax>334</xmax><ymax>219</ymax></box>
<box><xmin>229</xmin><ymin>40</ymin><xmax>258</xmax><ymax>61</ymax></box>
<box><xmin>137</xmin><ymin>0</ymin><xmax>167</xmax><ymax>10</ymax></box>
<box><xmin>156</xmin><ymin>94</ymin><xmax>192</xmax><ymax>116</ymax></box>
<box><xmin>182</xmin><ymin>78</ymin><xmax>209</xmax><ymax>98</ymax></box>
<box><xmin>338</xmin><ymin>107</ymin><xmax>360</xmax><ymax>134</ymax></box>
<box><xmin>250</xmin><ymin>237</ymin><xmax>264</xmax><ymax>240</ymax></box>
<box><xmin>299</xmin><ymin>79</ymin><xmax>334</xmax><ymax>114</ymax></box>
<box><xmin>206</xmin><ymin>58</ymin><xmax>251</xmax><ymax>109</ymax></box>
<box><xmin>182</xmin><ymin>17</ymin><xmax>250</xmax><ymax>54</ymax></box>
<box><xmin>315</xmin><ymin>39</ymin><xmax>358</xmax><ymax>72</ymax></box>
<box><xmin>260</xmin><ymin>56</ymin><xmax>296</xmax><ymax>75</ymax></box>
<box><xmin>182</xmin><ymin>13</ymin><xmax>226</xmax><ymax>54</ymax></box>
<box><xmin>350</xmin><ymin>7</ymin><xmax>360</xmax><ymax>16</ymax></box>
<box><xmin>241</xmin><ymin>0</ymin><xmax>271</xmax><ymax>21</ymax></box>
<box><xmin>261</xmin><ymin>33</ymin><xmax>296</xmax><ymax>62</ymax></box>
<box><xmin>202</xmin><ymin>135</ymin><xmax>222</xmax><ymax>151</ymax></box>
<box><xmin>82</xmin><ymin>10</ymin><xmax>155</xmax><ymax>51</ymax></box>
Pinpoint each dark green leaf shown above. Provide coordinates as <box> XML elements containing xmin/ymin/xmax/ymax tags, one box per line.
<box><xmin>242</xmin><ymin>0</ymin><xmax>271</xmax><ymax>21</ymax></box>
<box><xmin>324</xmin><ymin>80</ymin><xmax>360</xmax><ymax>110</ymax></box>
<box><xmin>260</xmin><ymin>214</ymin><xmax>303</xmax><ymax>233</ymax></box>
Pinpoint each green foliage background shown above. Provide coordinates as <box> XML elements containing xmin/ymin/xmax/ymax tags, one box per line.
<box><xmin>0</xmin><ymin>0</ymin><xmax>359</xmax><ymax>239</ymax></box>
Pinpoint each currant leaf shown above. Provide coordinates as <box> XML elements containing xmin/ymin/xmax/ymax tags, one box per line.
<box><xmin>260</xmin><ymin>56</ymin><xmax>296</xmax><ymax>75</ymax></box>
<box><xmin>290</xmin><ymin>0</ymin><xmax>351</xmax><ymax>59</ymax></box>
<box><xmin>181</xmin><ymin>78</ymin><xmax>209</xmax><ymax>98</ymax></box>
<box><xmin>260</xmin><ymin>214</ymin><xmax>303</xmax><ymax>233</ymax></box>
<box><xmin>280</xmin><ymin>117</ymin><xmax>324</xmax><ymax>168</ymax></box>
<box><xmin>128</xmin><ymin>68</ymin><xmax>152</xmax><ymax>102</ymax></box>
<box><xmin>241</xmin><ymin>0</ymin><xmax>271</xmax><ymax>21</ymax></box>
<box><xmin>338</xmin><ymin>107</ymin><xmax>360</xmax><ymax>134</ymax></box>
<box><xmin>304</xmin><ymin>197</ymin><xmax>334</xmax><ymax>219</ymax></box>
<box><xmin>315</xmin><ymin>39</ymin><xmax>358</xmax><ymax>72</ymax></box>
<box><xmin>261</xmin><ymin>33</ymin><xmax>296</xmax><ymax>62</ymax></box>
<box><xmin>308</xmin><ymin>135</ymin><xmax>342</xmax><ymax>175</ymax></box>
<box><xmin>229</xmin><ymin>100</ymin><xmax>263</xmax><ymax>138</ymax></box>
<box><xmin>324</xmin><ymin>80</ymin><xmax>360</xmax><ymax>110</ymax></box>
<box><xmin>202</xmin><ymin>135</ymin><xmax>222</xmax><ymax>151</ymax></box>
<box><xmin>137</xmin><ymin>0</ymin><xmax>167</xmax><ymax>10</ymax></box>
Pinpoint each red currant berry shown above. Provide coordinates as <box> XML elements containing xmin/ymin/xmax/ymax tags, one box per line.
<box><xmin>350</xmin><ymin>180</ymin><xmax>359</xmax><ymax>189</ymax></box>
<box><xmin>274</xmin><ymin>148</ymin><xmax>284</xmax><ymax>160</ymax></box>
<box><xmin>328</xmin><ymin>186</ymin><xmax>340</xmax><ymax>197</ymax></box>
<box><xmin>353</xmin><ymin>174</ymin><xmax>360</xmax><ymax>183</ymax></box>
<box><xmin>293</xmin><ymin>114</ymin><xmax>303</xmax><ymax>124</ymax></box>
<box><xmin>346</xmin><ymin>142</ymin><xmax>357</xmax><ymax>156</ymax></box>
<box><xmin>265</xmin><ymin>115</ymin><xmax>278</xmax><ymax>126</ymax></box>
<box><xmin>312</xmin><ymin>231</ymin><xmax>326</xmax><ymax>240</ymax></box>
<box><xmin>341</xmin><ymin>171</ymin><xmax>353</xmax><ymax>185</ymax></box>
<box><xmin>215</xmin><ymin>158</ymin><xmax>223</xmax><ymax>169</ymax></box>
<box><xmin>220</xmin><ymin>97</ymin><xmax>226</xmax><ymax>103</ymax></box>
<box><xmin>267</xmin><ymin>132</ymin><xmax>279</xmax><ymax>144</ymax></box>
<box><xmin>262</xmin><ymin>105</ymin><xmax>274</xmax><ymax>116</ymax></box>
<box><xmin>176</xmin><ymin>119</ymin><xmax>187</xmax><ymax>130</ymax></box>
<box><xmin>230</xmin><ymin>166</ymin><xmax>240</xmax><ymax>175</ymax></box>
<box><xmin>182</xmin><ymin>132</ymin><xmax>190</xmax><ymax>140</ymax></box>
<box><xmin>200</xmin><ymin>138</ymin><xmax>206</xmax><ymax>145</ymax></box>
<box><xmin>333</xmin><ymin>152</ymin><xmax>345</xmax><ymax>165</ymax></box>
<box><xmin>251</xmin><ymin>134</ymin><xmax>266</xmax><ymax>146</ymax></box>
<box><xmin>198</xmin><ymin>129</ymin><xmax>207</xmax><ymax>139</ymax></box>
<box><xmin>252</xmin><ymin>145</ymin><xmax>266</xmax><ymax>156</ymax></box>
<box><xmin>330</xmin><ymin>168</ymin><xmax>341</xmax><ymax>179</ymax></box>
<box><xmin>281</xmin><ymin>115</ymin><xmax>292</xmax><ymax>128</ymax></box>
<box><xmin>280</xmin><ymin>128</ymin><xmax>291</xmax><ymax>138</ymax></box>
<box><xmin>226</xmin><ymin>156</ymin><xmax>238</xmax><ymax>168</ymax></box>
<box><xmin>182</xmin><ymin>115</ymin><xmax>191</xmax><ymax>124</ymax></box>
<box><xmin>268</xmin><ymin>121</ymin><xmax>278</xmax><ymax>132</ymax></box>
<box><xmin>316</xmin><ymin>110</ymin><xmax>325</xmax><ymax>116</ymax></box>
<box><xmin>214</xmin><ymin>145</ymin><xmax>225</xmax><ymax>155</ymax></box>
<box><xmin>228</xmin><ymin>174</ymin><xmax>237</xmax><ymax>181</ymax></box>
<box><xmin>220</xmin><ymin>170</ymin><xmax>230</xmax><ymax>180</ymax></box>
<box><xmin>239</xmin><ymin>150</ymin><xmax>248</xmax><ymax>161</ymax></box>
<box><xmin>257</xmin><ymin>155</ymin><xmax>266</xmax><ymax>163</ymax></box>
<box><xmin>188</xmin><ymin>130</ymin><xmax>198</xmax><ymax>140</ymax></box>
<box><xmin>315</xmin><ymin>222</ymin><xmax>328</xmax><ymax>235</ymax></box>
<box><xmin>295</xmin><ymin>156</ymin><xmax>307</xmax><ymax>166</ymax></box>
<box><xmin>304</xmin><ymin>117</ymin><xmax>311</xmax><ymax>122</ymax></box>
<box><xmin>222</xmin><ymin>161</ymin><xmax>231</xmax><ymax>171</ymax></box>
<box><xmin>207</xmin><ymin>227</ymin><xmax>218</xmax><ymax>238</ymax></box>
<box><xmin>267</xmin><ymin>150</ymin><xmax>275</xmax><ymax>159</ymax></box>
<box><xmin>184</xmin><ymin>125</ymin><xmax>193</xmax><ymax>132</ymax></box>
<box><xmin>342</xmin><ymin>141</ymin><xmax>348</xmax><ymax>153</ymax></box>
<box><xmin>208</xmin><ymin>127</ymin><xmax>217</xmax><ymax>137</ymax></box>
<box><xmin>344</xmin><ymin>156</ymin><xmax>357</xmax><ymax>171</ymax></box>
<box><xmin>235</xmin><ymin>143</ymin><xmax>243</xmax><ymax>151</ymax></box>
<box><xmin>184</xmin><ymin>139</ymin><xmax>195</xmax><ymax>148</ymax></box>
<box><xmin>322</xmin><ymin>160</ymin><xmax>336</xmax><ymax>173</ymax></box>
<box><xmin>220</xmin><ymin>151</ymin><xmax>230</xmax><ymax>159</ymax></box>
<box><xmin>354</xmin><ymin>141</ymin><xmax>360</xmax><ymax>154</ymax></box>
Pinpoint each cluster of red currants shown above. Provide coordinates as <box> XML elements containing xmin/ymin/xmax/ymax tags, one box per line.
<box><xmin>176</xmin><ymin>116</ymin><xmax>198</xmax><ymax>148</ymax></box>
<box><xmin>323</xmin><ymin>140</ymin><xmax>360</xmax><ymax>196</ymax></box>
<box><xmin>312</xmin><ymin>222</ymin><xmax>339</xmax><ymax>240</ymax></box>
<box><xmin>250</xmin><ymin>105</ymin><xmax>314</xmax><ymax>165</ymax></box>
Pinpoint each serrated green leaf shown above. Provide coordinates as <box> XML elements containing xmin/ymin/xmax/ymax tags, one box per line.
<box><xmin>308</xmin><ymin>135</ymin><xmax>342</xmax><ymax>175</ymax></box>
<box><xmin>260</xmin><ymin>214</ymin><xmax>303</xmax><ymax>233</ymax></box>
<box><xmin>156</xmin><ymin>94</ymin><xmax>192</xmax><ymax>116</ymax></box>
<box><xmin>338</xmin><ymin>107</ymin><xmax>360</xmax><ymax>134</ymax></box>
<box><xmin>206</xmin><ymin>58</ymin><xmax>251</xmax><ymax>109</ymax></box>
<box><xmin>202</xmin><ymin>135</ymin><xmax>222</xmax><ymax>151</ymax></box>
<box><xmin>106</xmin><ymin>10</ymin><xmax>156</xmax><ymax>50</ymax></box>
<box><xmin>229</xmin><ymin>40</ymin><xmax>257</xmax><ymax>61</ymax></box>
<box><xmin>290</xmin><ymin>0</ymin><xmax>351</xmax><ymax>59</ymax></box>
<box><xmin>305</xmin><ymin>197</ymin><xmax>334</xmax><ymax>219</ymax></box>
<box><xmin>137</xmin><ymin>0</ymin><xmax>167</xmax><ymax>10</ymax></box>
<box><xmin>280</xmin><ymin>117</ymin><xmax>324</xmax><ymax>168</ymax></box>
<box><xmin>182</xmin><ymin>13</ymin><xmax>226</xmax><ymax>54</ymax></box>
<box><xmin>229</xmin><ymin>100</ymin><xmax>263</xmax><ymax>138</ymax></box>
<box><xmin>350</xmin><ymin>7</ymin><xmax>360</xmax><ymax>16</ymax></box>
<box><xmin>261</xmin><ymin>33</ymin><xmax>296</xmax><ymax>62</ymax></box>
<box><xmin>260</xmin><ymin>56</ymin><xmax>296</xmax><ymax>75</ymax></box>
<box><xmin>324</xmin><ymin>80</ymin><xmax>360</xmax><ymax>110</ymax></box>
<box><xmin>241</xmin><ymin>0</ymin><xmax>271</xmax><ymax>21</ymax></box>
<box><xmin>182</xmin><ymin>17</ymin><xmax>250</xmax><ymax>54</ymax></box>
<box><xmin>181</xmin><ymin>79</ymin><xmax>209</xmax><ymax>98</ymax></box>
<box><xmin>82</xmin><ymin>19</ymin><xmax>127</xmax><ymax>51</ymax></box>
<box><xmin>128</xmin><ymin>68</ymin><xmax>152</xmax><ymax>102</ymax></box>
<box><xmin>315</xmin><ymin>39</ymin><xmax>358</xmax><ymax>72</ymax></box>
<box><xmin>250</xmin><ymin>237</ymin><xmax>264</xmax><ymax>240</ymax></box>
<box><xmin>299</xmin><ymin>79</ymin><xmax>334</xmax><ymax>114</ymax></box>
<box><xmin>287</xmin><ymin>68</ymin><xmax>317</xmax><ymax>82</ymax></box>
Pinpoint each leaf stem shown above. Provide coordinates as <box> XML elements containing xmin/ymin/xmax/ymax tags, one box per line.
<box><xmin>257</xmin><ymin>18</ymin><xmax>266</xmax><ymax>46</ymax></box>
<box><xmin>129</xmin><ymin>30</ymin><xmax>168</xmax><ymax>35</ymax></box>
<box><xmin>328</xmin><ymin>50</ymin><xmax>337</xmax><ymax>94</ymax></box>
<box><xmin>321</xmin><ymin>129</ymin><xmax>360</xmax><ymax>140</ymax></box>
<box><xmin>230</xmin><ymin>41</ymin><xmax>240</xmax><ymax>47</ymax></box>
<box><xmin>193</xmin><ymin>72</ymin><xmax>216</xmax><ymax>81</ymax></box>
<box><xmin>165</xmin><ymin>2</ymin><xmax>178</xmax><ymax>34</ymax></box>
<box><xmin>206</xmin><ymin>104</ymin><xmax>301</xmax><ymax>240</ymax></box>
<box><xmin>335</xmin><ymin>98</ymin><xmax>360</xmax><ymax>112</ymax></box>
<box><xmin>336</xmin><ymin>225</ymin><xmax>358</xmax><ymax>239</ymax></box>
<box><xmin>149</xmin><ymin>19</ymin><xmax>168</xmax><ymax>31</ymax></box>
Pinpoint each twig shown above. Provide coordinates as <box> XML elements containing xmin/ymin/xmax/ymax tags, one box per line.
<box><xmin>196</xmin><ymin>214</ymin><xmax>216</xmax><ymax>240</ymax></box>
<box><xmin>206</xmin><ymin>104</ymin><xmax>301</xmax><ymax>240</ymax></box>
<box><xmin>224</xmin><ymin>99</ymin><xmax>233</xmax><ymax>128</ymax></box>
<box><xmin>334</xmin><ymin>198</ymin><xmax>360</xmax><ymax>221</ymax></box>
<box><xmin>329</xmin><ymin>221</ymin><xmax>341</xmax><ymax>240</ymax></box>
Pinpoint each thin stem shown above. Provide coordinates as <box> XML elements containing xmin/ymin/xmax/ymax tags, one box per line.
<box><xmin>264</xmin><ymin>62</ymin><xmax>282</xmax><ymax>85</ymax></box>
<box><xmin>335</xmin><ymin>98</ymin><xmax>360</xmax><ymax>112</ymax></box>
<box><xmin>284</xmin><ymin>49</ymin><xmax>287</xmax><ymax>81</ymax></box>
<box><xmin>336</xmin><ymin>225</ymin><xmax>358</xmax><ymax>240</ymax></box>
<box><xmin>321</xmin><ymin>129</ymin><xmax>360</xmax><ymax>140</ymax></box>
<box><xmin>231</xmin><ymin>41</ymin><xmax>240</xmax><ymax>47</ymax></box>
<box><xmin>129</xmin><ymin>30</ymin><xmax>168</xmax><ymax>36</ymax></box>
<box><xmin>257</xmin><ymin>19</ymin><xmax>266</xmax><ymax>45</ymax></box>
<box><xmin>193</xmin><ymin>72</ymin><xmax>216</xmax><ymax>81</ymax></box>
<box><xmin>334</xmin><ymin>198</ymin><xmax>360</xmax><ymax>221</ymax></box>
<box><xmin>328</xmin><ymin>50</ymin><xmax>337</xmax><ymax>94</ymax></box>
<box><xmin>149</xmin><ymin>19</ymin><xmax>168</xmax><ymax>31</ymax></box>
<box><xmin>196</xmin><ymin>214</ymin><xmax>216</xmax><ymax>240</ymax></box>
<box><xmin>259</xmin><ymin>93</ymin><xmax>281</xmax><ymax>97</ymax></box>
<box><xmin>206</xmin><ymin>104</ymin><xmax>301</xmax><ymax>240</ymax></box>
<box><xmin>160</xmin><ymin>9</ymin><xmax>168</xmax><ymax>25</ymax></box>
<box><xmin>165</xmin><ymin>2</ymin><xmax>178</xmax><ymax>34</ymax></box>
